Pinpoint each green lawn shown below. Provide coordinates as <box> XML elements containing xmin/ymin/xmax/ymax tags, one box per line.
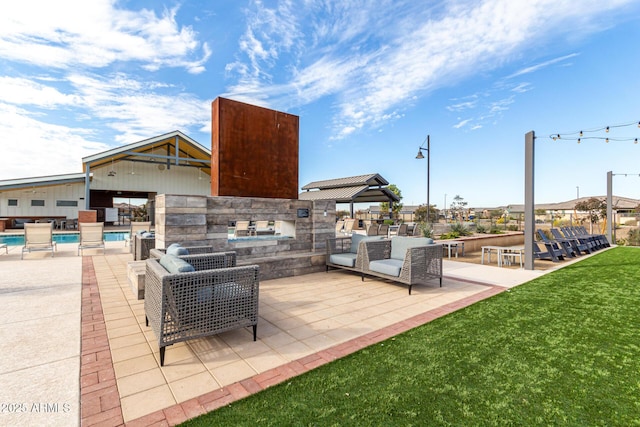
<box><xmin>183</xmin><ymin>247</ymin><xmax>640</xmax><ymax>426</ymax></box>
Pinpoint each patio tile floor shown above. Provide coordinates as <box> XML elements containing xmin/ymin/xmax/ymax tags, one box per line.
<box><xmin>79</xmin><ymin>251</ymin><xmax>532</xmax><ymax>426</ymax></box>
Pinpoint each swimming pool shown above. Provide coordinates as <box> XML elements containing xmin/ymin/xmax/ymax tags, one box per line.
<box><xmin>0</xmin><ymin>232</ymin><xmax>130</xmax><ymax>246</ymax></box>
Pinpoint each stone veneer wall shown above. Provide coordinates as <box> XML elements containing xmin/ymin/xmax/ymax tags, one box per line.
<box><xmin>154</xmin><ymin>194</ymin><xmax>336</xmax><ymax>280</ymax></box>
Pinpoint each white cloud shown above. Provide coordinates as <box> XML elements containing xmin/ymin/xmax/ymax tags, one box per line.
<box><xmin>65</xmin><ymin>73</ymin><xmax>211</xmax><ymax>143</ymax></box>
<box><xmin>0</xmin><ymin>0</ymin><xmax>210</xmax><ymax>72</ymax></box>
<box><xmin>507</xmin><ymin>53</ymin><xmax>580</xmax><ymax>78</ymax></box>
<box><xmin>0</xmin><ymin>103</ymin><xmax>108</xmax><ymax>179</ymax></box>
<box><xmin>225</xmin><ymin>0</ymin><xmax>636</xmax><ymax>138</ymax></box>
<box><xmin>453</xmin><ymin>119</ymin><xmax>471</xmax><ymax>129</ymax></box>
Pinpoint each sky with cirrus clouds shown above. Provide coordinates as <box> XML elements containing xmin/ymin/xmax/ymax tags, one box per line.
<box><xmin>1</xmin><ymin>0</ymin><xmax>639</xmax><ymax>208</ymax></box>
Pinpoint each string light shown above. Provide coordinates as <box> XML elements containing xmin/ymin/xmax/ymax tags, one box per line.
<box><xmin>548</xmin><ymin>120</ymin><xmax>640</xmax><ymax>144</ymax></box>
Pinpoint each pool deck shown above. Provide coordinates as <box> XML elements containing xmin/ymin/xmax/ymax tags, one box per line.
<box><xmin>0</xmin><ymin>240</ymin><xmax>591</xmax><ymax>426</ymax></box>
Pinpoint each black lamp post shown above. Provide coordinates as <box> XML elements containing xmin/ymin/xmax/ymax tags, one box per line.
<box><xmin>415</xmin><ymin>135</ymin><xmax>430</xmax><ymax>224</ymax></box>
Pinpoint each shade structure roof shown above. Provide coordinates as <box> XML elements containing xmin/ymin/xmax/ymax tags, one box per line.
<box><xmin>299</xmin><ymin>173</ymin><xmax>400</xmax><ymax>204</ymax></box>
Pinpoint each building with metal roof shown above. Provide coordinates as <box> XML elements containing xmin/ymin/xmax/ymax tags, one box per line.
<box><xmin>0</xmin><ymin>130</ymin><xmax>211</xmax><ymax>227</ymax></box>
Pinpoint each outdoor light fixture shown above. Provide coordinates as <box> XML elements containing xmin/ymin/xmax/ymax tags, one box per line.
<box><xmin>415</xmin><ymin>134</ymin><xmax>430</xmax><ymax>224</ymax></box>
<box><xmin>107</xmin><ymin>158</ymin><xmax>116</xmax><ymax>176</ymax></box>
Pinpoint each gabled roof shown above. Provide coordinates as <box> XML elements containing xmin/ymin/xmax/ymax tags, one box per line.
<box><xmin>301</xmin><ymin>173</ymin><xmax>389</xmax><ymax>190</ymax></box>
<box><xmin>82</xmin><ymin>130</ymin><xmax>211</xmax><ymax>173</ymax></box>
<box><xmin>299</xmin><ymin>173</ymin><xmax>400</xmax><ymax>203</ymax></box>
<box><xmin>0</xmin><ymin>173</ymin><xmax>89</xmax><ymax>191</ymax></box>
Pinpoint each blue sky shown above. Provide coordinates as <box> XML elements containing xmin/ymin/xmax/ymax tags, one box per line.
<box><xmin>1</xmin><ymin>0</ymin><xmax>639</xmax><ymax>209</ymax></box>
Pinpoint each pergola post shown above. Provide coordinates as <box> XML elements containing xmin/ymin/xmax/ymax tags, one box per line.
<box><xmin>524</xmin><ymin>131</ymin><xmax>535</xmax><ymax>270</ymax></box>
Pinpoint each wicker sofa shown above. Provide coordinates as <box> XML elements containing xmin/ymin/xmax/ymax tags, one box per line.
<box><xmin>326</xmin><ymin>234</ymin><xmax>384</xmax><ymax>273</ymax></box>
<box><xmin>361</xmin><ymin>237</ymin><xmax>443</xmax><ymax>294</ymax></box>
<box><xmin>144</xmin><ymin>252</ymin><xmax>258</xmax><ymax>366</ymax></box>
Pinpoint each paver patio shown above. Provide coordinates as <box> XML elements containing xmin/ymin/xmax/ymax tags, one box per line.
<box><xmin>0</xmin><ymin>239</ymin><xmax>566</xmax><ymax>426</ymax></box>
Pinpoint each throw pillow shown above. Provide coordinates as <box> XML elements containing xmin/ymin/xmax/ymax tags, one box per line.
<box><xmin>159</xmin><ymin>254</ymin><xmax>195</xmax><ymax>273</ymax></box>
<box><xmin>166</xmin><ymin>243</ymin><xmax>189</xmax><ymax>256</ymax></box>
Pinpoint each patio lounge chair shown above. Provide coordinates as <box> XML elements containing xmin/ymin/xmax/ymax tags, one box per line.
<box><xmin>550</xmin><ymin>228</ymin><xmax>591</xmax><ymax>255</ymax></box>
<box><xmin>234</xmin><ymin>220</ymin><xmax>251</xmax><ymax>238</ymax></box>
<box><xmin>378</xmin><ymin>223</ymin><xmax>389</xmax><ymax>237</ymax></box>
<box><xmin>343</xmin><ymin>219</ymin><xmax>356</xmax><ymax>236</ymax></box>
<box><xmin>533</xmin><ymin>241</ymin><xmax>564</xmax><ymax>262</ymax></box>
<box><xmin>21</xmin><ymin>223</ymin><xmax>57</xmax><ymax>259</ymax></box>
<box><xmin>396</xmin><ymin>223</ymin><xmax>409</xmax><ymax>236</ymax></box>
<box><xmin>366</xmin><ymin>223</ymin><xmax>379</xmax><ymax>236</ymax></box>
<box><xmin>78</xmin><ymin>222</ymin><xmax>105</xmax><ymax>256</ymax></box>
<box><xmin>144</xmin><ymin>253</ymin><xmax>259</xmax><ymax>366</ymax></box>
<box><xmin>255</xmin><ymin>220</ymin><xmax>274</xmax><ymax>235</ymax></box>
<box><xmin>562</xmin><ymin>226</ymin><xmax>601</xmax><ymax>251</ymax></box>
<box><xmin>125</xmin><ymin>221</ymin><xmax>151</xmax><ymax>247</ymax></box>
<box><xmin>361</xmin><ymin>237</ymin><xmax>443</xmax><ymax>294</ymax></box>
<box><xmin>0</xmin><ymin>243</ymin><xmax>7</xmax><ymax>255</ymax></box>
<box><xmin>537</xmin><ymin>229</ymin><xmax>575</xmax><ymax>258</ymax></box>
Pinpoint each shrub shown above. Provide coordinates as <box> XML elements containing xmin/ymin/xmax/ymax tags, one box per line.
<box><xmin>450</xmin><ymin>222</ymin><xmax>472</xmax><ymax>236</ymax></box>
<box><xmin>489</xmin><ymin>226</ymin><xmax>503</xmax><ymax>234</ymax></box>
<box><xmin>507</xmin><ymin>224</ymin><xmax>519</xmax><ymax>231</ymax></box>
<box><xmin>475</xmin><ymin>223</ymin><xmax>488</xmax><ymax>234</ymax></box>
<box><xmin>439</xmin><ymin>231</ymin><xmax>459</xmax><ymax>240</ymax></box>
<box><xmin>626</xmin><ymin>228</ymin><xmax>640</xmax><ymax>246</ymax></box>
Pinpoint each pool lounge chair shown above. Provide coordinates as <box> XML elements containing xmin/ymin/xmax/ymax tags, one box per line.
<box><xmin>78</xmin><ymin>222</ymin><xmax>105</xmax><ymax>256</ymax></box>
<box><xmin>234</xmin><ymin>220</ymin><xmax>251</xmax><ymax>238</ymax></box>
<box><xmin>21</xmin><ymin>223</ymin><xmax>57</xmax><ymax>259</ymax></box>
<box><xmin>0</xmin><ymin>243</ymin><xmax>7</xmax><ymax>254</ymax></box>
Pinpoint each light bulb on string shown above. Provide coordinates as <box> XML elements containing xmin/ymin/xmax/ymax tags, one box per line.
<box><xmin>605</xmin><ymin>126</ymin><xmax>610</xmax><ymax>133</ymax></box>
<box><xmin>605</xmin><ymin>138</ymin><xmax>609</xmax><ymax>143</ymax></box>
<box><xmin>577</xmin><ymin>138</ymin><xmax>581</xmax><ymax>144</ymax></box>
<box><xmin>579</xmin><ymin>130</ymin><xmax>583</xmax><ymax>137</ymax></box>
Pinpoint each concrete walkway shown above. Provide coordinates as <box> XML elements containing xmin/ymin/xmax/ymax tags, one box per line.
<box><xmin>0</xmin><ymin>243</ymin><xmax>83</xmax><ymax>427</ymax></box>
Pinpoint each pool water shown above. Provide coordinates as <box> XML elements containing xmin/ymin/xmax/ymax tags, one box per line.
<box><xmin>0</xmin><ymin>232</ymin><xmax>129</xmax><ymax>246</ymax></box>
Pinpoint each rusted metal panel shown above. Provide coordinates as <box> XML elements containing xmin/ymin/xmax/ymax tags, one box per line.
<box><xmin>211</xmin><ymin>97</ymin><xmax>299</xmax><ymax>199</ymax></box>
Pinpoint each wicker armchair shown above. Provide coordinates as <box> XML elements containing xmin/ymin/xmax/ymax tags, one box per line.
<box><xmin>133</xmin><ymin>234</ymin><xmax>155</xmax><ymax>260</ymax></box>
<box><xmin>361</xmin><ymin>237</ymin><xmax>443</xmax><ymax>295</ymax></box>
<box><xmin>144</xmin><ymin>253</ymin><xmax>259</xmax><ymax>366</ymax></box>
